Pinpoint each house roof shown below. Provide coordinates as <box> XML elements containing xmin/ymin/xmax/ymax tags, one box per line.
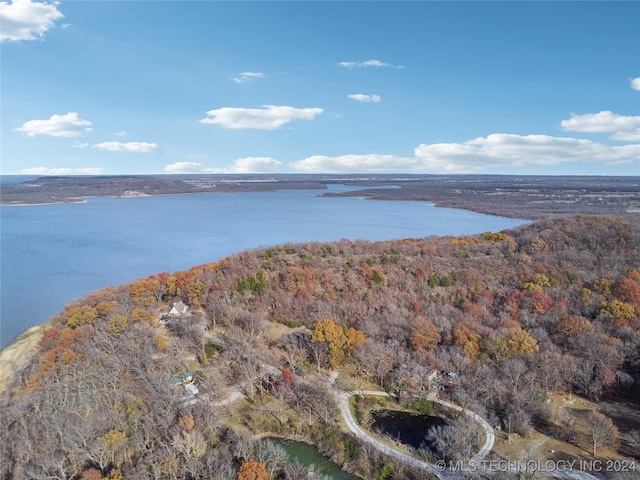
<box><xmin>172</xmin><ymin>300</ymin><xmax>188</xmax><ymax>313</ymax></box>
<box><xmin>169</xmin><ymin>372</ymin><xmax>194</xmax><ymax>384</ymax></box>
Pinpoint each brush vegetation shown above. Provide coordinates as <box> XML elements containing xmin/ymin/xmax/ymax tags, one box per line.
<box><xmin>1</xmin><ymin>214</ymin><xmax>639</xmax><ymax>479</ymax></box>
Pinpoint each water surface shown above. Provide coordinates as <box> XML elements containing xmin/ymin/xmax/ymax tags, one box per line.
<box><xmin>1</xmin><ymin>185</ymin><xmax>527</xmax><ymax>348</ymax></box>
<box><xmin>266</xmin><ymin>438</ymin><xmax>359</xmax><ymax>480</ymax></box>
<box><xmin>371</xmin><ymin>410</ymin><xmax>447</xmax><ymax>450</ymax></box>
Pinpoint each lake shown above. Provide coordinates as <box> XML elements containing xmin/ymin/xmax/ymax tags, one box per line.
<box><xmin>0</xmin><ymin>184</ymin><xmax>527</xmax><ymax>348</ymax></box>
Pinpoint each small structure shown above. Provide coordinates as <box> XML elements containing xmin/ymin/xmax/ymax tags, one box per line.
<box><xmin>169</xmin><ymin>300</ymin><xmax>189</xmax><ymax>317</ymax></box>
<box><xmin>184</xmin><ymin>383</ymin><xmax>199</xmax><ymax>396</ymax></box>
<box><xmin>169</xmin><ymin>372</ymin><xmax>194</xmax><ymax>386</ymax></box>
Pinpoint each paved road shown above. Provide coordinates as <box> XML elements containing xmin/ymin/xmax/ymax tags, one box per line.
<box><xmin>332</xmin><ymin>385</ymin><xmax>608</xmax><ymax>480</ymax></box>
<box><xmin>202</xmin><ymin>368</ymin><xmax>609</xmax><ymax>480</ymax></box>
<box><xmin>335</xmin><ymin>390</ymin><xmax>450</xmax><ymax>479</ymax></box>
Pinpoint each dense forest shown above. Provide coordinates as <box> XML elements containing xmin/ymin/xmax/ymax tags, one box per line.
<box><xmin>1</xmin><ymin>214</ymin><xmax>639</xmax><ymax>479</ymax></box>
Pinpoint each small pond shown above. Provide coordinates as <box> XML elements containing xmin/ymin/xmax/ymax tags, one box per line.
<box><xmin>370</xmin><ymin>410</ymin><xmax>448</xmax><ymax>450</ymax></box>
<box><xmin>264</xmin><ymin>438</ymin><xmax>359</xmax><ymax>480</ymax></box>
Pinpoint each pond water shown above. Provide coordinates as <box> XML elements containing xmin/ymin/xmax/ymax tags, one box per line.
<box><xmin>370</xmin><ymin>410</ymin><xmax>447</xmax><ymax>450</ymax></box>
<box><xmin>265</xmin><ymin>438</ymin><xmax>359</xmax><ymax>480</ymax></box>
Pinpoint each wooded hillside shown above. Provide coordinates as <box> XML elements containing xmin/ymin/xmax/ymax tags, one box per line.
<box><xmin>1</xmin><ymin>215</ymin><xmax>639</xmax><ymax>479</ymax></box>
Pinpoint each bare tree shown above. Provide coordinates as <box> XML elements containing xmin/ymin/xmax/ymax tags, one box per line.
<box><xmin>254</xmin><ymin>440</ymin><xmax>289</xmax><ymax>479</ymax></box>
<box><xmin>283</xmin><ymin>460</ymin><xmax>309</xmax><ymax>480</ymax></box>
<box><xmin>584</xmin><ymin>411</ymin><xmax>619</xmax><ymax>456</ymax></box>
<box><xmin>625</xmin><ymin>429</ymin><xmax>640</xmax><ymax>455</ymax></box>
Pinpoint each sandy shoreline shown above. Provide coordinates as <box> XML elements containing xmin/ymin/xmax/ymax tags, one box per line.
<box><xmin>0</xmin><ymin>323</ymin><xmax>46</xmax><ymax>392</ymax></box>
<box><xmin>1</xmin><ymin>199</ymin><xmax>87</xmax><ymax>207</ymax></box>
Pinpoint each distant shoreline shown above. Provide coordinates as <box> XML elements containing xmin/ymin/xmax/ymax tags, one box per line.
<box><xmin>2</xmin><ymin>174</ymin><xmax>638</xmax><ymax>220</ymax></box>
<box><xmin>2</xmin><ymin>200</ymin><xmax>87</xmax><ymax>207</ymax></box>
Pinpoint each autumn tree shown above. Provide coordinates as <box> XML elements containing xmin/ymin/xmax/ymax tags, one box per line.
<box><xmin>237</xmin><ymin>459</ymin><xmax>269</xmax><ymax>480</ymax></box>
<box><xmin>615</xmin><ymin>276</ymin><xmax>640</xmax><ymax>305</ymax></box>
<box><xmin>311</xmin><ymin>318</ymin><xmax>365</xmax><ymax>367</ymax></box>
<box><xmin>409</xmin><ymin>317</ymin><xmax>441</xmax><ymax>351</ymax></box>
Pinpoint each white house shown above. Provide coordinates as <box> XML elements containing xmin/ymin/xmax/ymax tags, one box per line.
<box><xmin>169</xmin><ymin>300</ymin><xmax>189</xmax><ymax>316</ymax></box>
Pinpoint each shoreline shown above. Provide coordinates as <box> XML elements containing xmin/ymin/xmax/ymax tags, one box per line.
<box><xmin>1</xmin><ymin>199</ymin><xmax>87</xmax><ymax>207</ymax></box>
<box><xmin>0</xmin><ymin>323</ymin><xmax>46</xmax><ymax>392</ymax></box>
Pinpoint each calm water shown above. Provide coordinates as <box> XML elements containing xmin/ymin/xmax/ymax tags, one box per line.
<box><xmin>0</xmin><ymin>185</ymin><xmax>527</xmax><ymax>348</ymax></box>
<box><xmin>265</xmin><ymin>438</ymin><xmax>359</xmax><ymax>480</ymax></box>
<box><xmin>371</xmin><ymin>410</ymin><xmax>447</xmax><ymax>450</ymax></box>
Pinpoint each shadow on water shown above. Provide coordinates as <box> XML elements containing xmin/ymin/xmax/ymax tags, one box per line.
<box><xmin>264</xmin><ymin>438</ymin><xmax>359</xmax><ymax>480</ymax></box>
<box><xmin>371</xmin><ymin>410</ymin><xmax>448</xmax><ymax>450</ymax></box>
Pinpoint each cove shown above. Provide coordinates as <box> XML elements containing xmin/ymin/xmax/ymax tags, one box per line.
<box><xmin>265</xmin><ymin>438</ymin><xmax>359</xmax><ymax>480</ymax></box>
<box><xmin>370</xmin><ymin>410</ymin><xmax>447</xmax><ymax>450</ymax></box>
<box><xmin>0</xmin><ymin>184</ymin><xmax>528</xmax><ymax>348</ymax></box>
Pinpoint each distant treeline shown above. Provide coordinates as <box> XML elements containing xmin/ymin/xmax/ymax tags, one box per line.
<box><xmin>2</xmin><ymin>175</ymin><xmax>639</xmax><ymax>221</ymax></box>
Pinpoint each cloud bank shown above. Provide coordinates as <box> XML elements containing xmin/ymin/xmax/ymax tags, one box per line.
<box><xmin>199</xmin><ymin>105</ymin><xmax>323</xmax><ymax>130</ymax></box>
<box><xmin>560</xmin><ymin>111</ymin><xmax>640</xmax><ymax>141</ymax></box>
<box><xmin>165</xmin><ymin>157</ymin><xmax>282</xmax><ymax>174</ymax></box>
<box><xmin>291</xmin><ymin>134</ymin><xmax>639</xmax><ymax>174</ymax></box>
<box><xmin>15</xmin><ymin>112</ymin><xmax>92</xmax><ymax>137</ymax></box>
<box><xmin>291</xmin><ymin>154</ymin><xmax>418</xmax><ymax>173</ymax></box>
<box><xmin>413</xmin><ymin>134</ymin><xmax>639</xmax><ymax>173</ymax></box>
<box><xmin>0</xmin><ymin>0</ymin><xmax>63</xmax><ymax>42</ymax></box>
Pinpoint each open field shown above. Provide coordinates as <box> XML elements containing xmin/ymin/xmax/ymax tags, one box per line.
<box><xmin>493</xmin><ymin>393</ymin><xmax>640</xmax><ymax>478</ymax></box>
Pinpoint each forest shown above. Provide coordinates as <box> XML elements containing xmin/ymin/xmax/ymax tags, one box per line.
<box><xmin>1</xmin><ymin>214</ymin><xmax>639</xmax><ymax>479</ymax></box>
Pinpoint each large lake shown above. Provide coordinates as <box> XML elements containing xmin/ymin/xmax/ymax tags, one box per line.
<box><xmin>0</xmin><ymin>184</ymin><xmax>527</xmax><ymax>348</ymax></box>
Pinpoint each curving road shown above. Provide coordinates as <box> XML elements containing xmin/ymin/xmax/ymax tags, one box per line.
<box><xmin>203</xmin><ymin>368</ymin><xmax>605</xmax><ymax>480</ymax></box>
<box><xmin>333</xmin><ymin>388</ymin><xmax>499</xmax><ymax>479</ymax></box>
<box><xmin>335</xmin><ymin>390</ymin><xmax>448</xmax><ymax>479</ymax></box>
<box><xmin>329</xmin><ymin>379</ymin><xmax>606</xmax><ymax>480</ymax></box>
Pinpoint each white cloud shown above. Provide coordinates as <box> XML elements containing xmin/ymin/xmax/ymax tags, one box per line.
<box><xmin>348</xmin><ymin>94</ymin><xmax>381</xmax><ymax>103</ymax></box>
<box><xmin>164</xmin><ymin>162</ymin><xmax>210</xmax><ymax>174</ymax></box>
<box><xmin>223</xmin><ymin>156</ymin><xmax>282</xmax><ymax>173</ymax></box>
<box><xmin>233</xmin><ymin>71</ymin><xmax>265</xmax><ymax>84</ymax></box>
<box><xmin>610</xmin><ymin>129</ymin><xmax>640</xmax><ymax>142</ymax></box>
<box><xmin>291</xmin><ymin>154</ymin><xmax>418</xmax><ymax>173</ymax></box>
<box><xmin>21</xmin><ymin>166</ymin><xmax>104</xmax><ymax>175</ymax></box>
<box><xmin>337</xmin><ymin>59</ymin><xmax>399</xmax><ymax>68</ymax></box>
<box><xmin>631</xmin><ymin>77</ymin><xmax>640</xmax><ymax>91</ymax></box>
<box><xmin>92</xmin><ymin>141</ymin><xmax>160</xmax><ymax>153</ymax></box>
<box><xmin>291</xmin><ymin>134</ymin><xmax>639</xmax><ymax>174</ymax></box>
<box><xmin>561</xmin><ymin>111</ymin><xmax>640</xmax><ymax>142</ymax></box>
<box><xmin>200</xmin><ymin>105</ymin><xmax>323</xmax><ymax>130</ymax></box>
<box><xmin>413</xmin><ymin>134</ymin><xmax>640</xmax><ymax>173</ymax></box>
<box><xmin>115</xmin><ymin>130</ymin><xmax>127</xmax><ymax>137</ymax></box>
<box><xmin>165</xmin><ymin>157</ymin><xmax>282</xmax><ymax>174</ymax></box>
<box><xmin>71</xmin><ymin>141</ymin><xmax>88</xmax><ymax>148</ymax></box>
<box><xmin>0</xmin><ymin>0</ymin><xmax>63</xmax><ymax>42</ymax></box>
<box><xmin>15</xmin><ymin>112</ymin><xmax>92</xmax><ymax>137</ymax></box>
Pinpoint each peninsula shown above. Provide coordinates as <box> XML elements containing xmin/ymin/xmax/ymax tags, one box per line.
<box><xmin>2</xmin><ymin>174</ymin><xmax>639</xmax><ymax>220</ymax></box>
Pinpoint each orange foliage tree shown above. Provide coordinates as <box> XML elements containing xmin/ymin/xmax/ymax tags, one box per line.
<box><xmin>312</xmin><ymin>318</ymin><xmax>365</xmax><ymax>367</ymax></box>
<box><xmin>236</xmin><ymin>460</ymin><xmax>268</xmax><ymax>480</ymax></box>
<box><xmin>409</xmin><ymin>317</ymin><xmax>441</xmax><ymax>351</ymax></box>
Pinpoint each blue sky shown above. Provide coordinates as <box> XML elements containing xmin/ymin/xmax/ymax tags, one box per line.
<box><xmin>1</xmin><ymin>0</ymin><xmax>639</xmax><ymax>176</ymax></box>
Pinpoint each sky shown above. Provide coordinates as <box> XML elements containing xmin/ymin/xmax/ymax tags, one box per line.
<box><xmin>1</xmin><ymin>0</ymin><xmax>639</xmax><ymax>176</ymax></box>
